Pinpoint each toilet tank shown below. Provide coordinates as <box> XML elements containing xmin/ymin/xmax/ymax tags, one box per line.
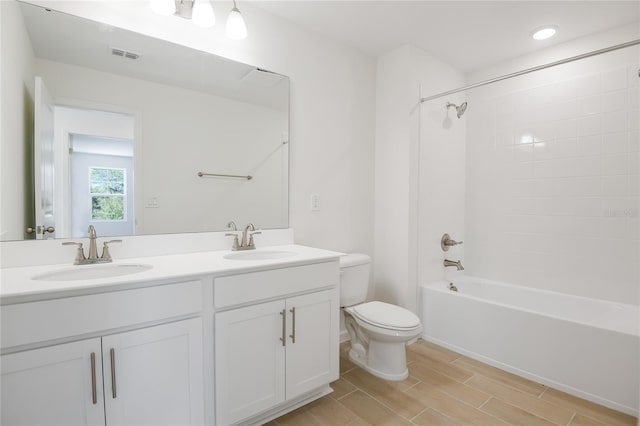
<box><xmin>339</xmin><ymin>253</ymin><xmax>371</xmax><ymax>307</ymax></box>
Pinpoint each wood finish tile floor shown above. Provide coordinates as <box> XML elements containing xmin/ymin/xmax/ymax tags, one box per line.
<box><xmin>270</xmin><ymin>341</ymin><xmax>638</xmax><ymax>426</ymax></box>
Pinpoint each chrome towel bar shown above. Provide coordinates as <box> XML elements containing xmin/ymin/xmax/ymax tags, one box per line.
<box><xmin>197</xmin><ymin>172</ymin><xmax>253</xmax><ymax>180</ymax></box>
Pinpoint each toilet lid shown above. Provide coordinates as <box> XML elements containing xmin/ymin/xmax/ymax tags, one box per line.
<box><xmin>351</xmin><ymin>301</ymin><xmax>421</xmax><ymax>329</ymax></box>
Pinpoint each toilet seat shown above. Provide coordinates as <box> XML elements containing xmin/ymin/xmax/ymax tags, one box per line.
<box><xmin>349</xmin><ymin>301</ymin><xmax>420</xmax><ymax>331</ymax></box>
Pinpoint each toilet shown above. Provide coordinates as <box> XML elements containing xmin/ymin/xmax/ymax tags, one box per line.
<box><xmin>340</xmin><ymin>253</ymin><xmax>422</xmax><ymax>381</ymax></box>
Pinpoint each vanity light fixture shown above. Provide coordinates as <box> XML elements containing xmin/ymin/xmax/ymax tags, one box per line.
<box><xmin>192</xmin><ymin>0</ymin><xmax>215</xmax><ymax>28</ymax></box>
<box><xmin>531</xmin><ymin>25</ymin><xmax>558</xmax><ymax>40</ymax></box>
<box><xmin>226</xmin><ymin>0</ymin><xmax>247</xmax><ymax>40</ymax></box>
<box><xmin>149</xmin><ymin>0</ymin><xmax>246</xmax><ymax>39</ymax></box>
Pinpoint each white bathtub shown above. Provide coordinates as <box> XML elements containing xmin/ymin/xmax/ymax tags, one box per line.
<box><xmin>421</xmin><ymin>277</ymin><xmax>640</xmax><ymax>416</ymax></box>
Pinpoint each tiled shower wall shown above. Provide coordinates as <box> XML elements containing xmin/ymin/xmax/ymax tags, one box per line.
<box><xmin>464</xmin><ymin>50</ymin><xmax>639</xmax><ymax>305</ymax></box>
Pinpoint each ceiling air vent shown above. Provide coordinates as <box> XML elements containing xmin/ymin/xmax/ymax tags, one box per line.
<box><xmin>110</xmin><ymin>47</ymin><xmax>141</xmax><ymax>60</ymax></box>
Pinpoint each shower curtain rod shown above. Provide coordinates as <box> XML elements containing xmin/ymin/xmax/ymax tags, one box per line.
<box><xmin>419</xmin><ymin>39</ymin><xmax>640</xmax><ymax>104</ymax></box>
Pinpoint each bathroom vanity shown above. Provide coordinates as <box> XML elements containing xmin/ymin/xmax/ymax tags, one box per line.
<box><xmin>0</xmin><ymin>245</ymin><xmax>341</xmax><ymax>426</ymax></box>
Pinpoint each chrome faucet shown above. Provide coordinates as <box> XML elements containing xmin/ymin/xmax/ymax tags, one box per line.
<box><xmin>241</xmin><ymin>223</ymin><xmax>257</xmax><ymax>248</ymax></box>
<box><xmin>444</xmin><ymin>259</ymin><xmax>464</xmax><ymax>271</ymax></box>
<box><xmin>62</xmin><ymin>225</ymin><xmax>122</xmax><ymax>265</ymax></box>
<box><xmin>225</xmin><ymin>221</ymin><xmax>262</xmax><ymax>251</ymax></box>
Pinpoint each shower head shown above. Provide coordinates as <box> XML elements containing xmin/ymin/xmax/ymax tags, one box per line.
<box><xmin>446</xmin><ymin>101</ymin><xmax>468</xmax><ymax>118</ymax></box>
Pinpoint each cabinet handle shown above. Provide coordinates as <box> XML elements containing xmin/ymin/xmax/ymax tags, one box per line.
<box><xmin>289</xmin><ymin>307</ymin><xmax>296</xmax><ymax>344</ymax></box>
<box><xmin>110</xmin><ymin>348</ymin><xmax>117</xmax><ymax>399</ymax></box>
<box><xmin>90</xmin><ymin>352</ymin><xmax>97</xmax><ymax>405</ymax></box>
<box><xmin>279</xmin><ymin>309</ymin><xmax>286</xmax><ymax>347</ymax></box>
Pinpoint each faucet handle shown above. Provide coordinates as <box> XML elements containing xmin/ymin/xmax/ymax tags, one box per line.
<box><xmin>104</xmin><ymin>239</ymin><xmax>123</xmax><ymax>245</ymax></box>
<box><xmin>248</xmin><ymin>230</ymin><xmax>262</xmax><ymax>248</ymax></box>
<box><xmin>101</xmin><ymin>240</ymin><xmax>122</xmax><ymax>262</ymax></box>
<box><xmin>62</xmin><ymin>241</ymin><xmax>86</xmax><ymax>264</ymax></box>
<box><xmin>441</xmin><ymin>233</ymin><xmax>463</xmax><ymax>251</ymax></box>
<box><xmin>225</xmin><ymin>233</ymin><xmax>240</xmax><ymax>250</ymax></box>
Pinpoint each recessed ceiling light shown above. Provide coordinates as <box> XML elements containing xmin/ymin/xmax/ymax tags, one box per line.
<box><xmin>531</xmin><ymin>26</ymin><xmax>558</xmax><ymax>40</ymax></box>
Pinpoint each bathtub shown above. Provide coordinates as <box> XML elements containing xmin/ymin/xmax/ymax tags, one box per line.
<box><xmin>421</xmin><ymin>277</ymin><xmax>639</xmax><ymax>416</ymax></box>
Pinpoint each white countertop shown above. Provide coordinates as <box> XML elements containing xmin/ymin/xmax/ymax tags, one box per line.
<box><xmin>1</xmin><ymin>245</ymin><xmax>342</xmax><ymax>304</ymax></box>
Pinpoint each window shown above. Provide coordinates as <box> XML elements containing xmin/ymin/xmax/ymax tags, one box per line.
<box><xmin>89</xmin><ymin>167</ymin><xmax>126</xmax><ymax>221</ymax></box>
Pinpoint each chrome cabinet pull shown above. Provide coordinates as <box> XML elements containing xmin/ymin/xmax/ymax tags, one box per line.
<box><xmin>110</xmin><ymin>348</ymin><xmax>117</xmax><ymax>398</ymax></box>
<box><xmin>279</xmin><ymin>309</ymin><xmax>286</xmax><ymax>347</ymax></box>
<box><xmin>90</xmin><ymin>352</ymin><xmax>97</xmax><ymax>405</ymax></box>
<box><xmin>289</xmin><ymin>307</ymin><xmax>296</xmax><ymax>343</ymax></box>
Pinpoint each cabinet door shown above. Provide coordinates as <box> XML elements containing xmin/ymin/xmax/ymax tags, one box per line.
<box><xmin>102</xmin><ymin>318</ymin><xmax>204</xmax><ymax>426</ymax></box>
<box><xmin>1</xmin><ymin>338</ymin><xmax>105</xmax><ymax>426</ymax></box>
<box><xmin>215</xmin><ymin>300</ymin><xmax>286</xmax><ymax>425</ymax></box>
<box><xmin>285</xmin><ymin>289</ymin><xmax>339</xmax><ymax>399</ymax></box>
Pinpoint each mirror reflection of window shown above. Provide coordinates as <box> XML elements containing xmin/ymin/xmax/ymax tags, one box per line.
<box><xmin>89</xmin><ymin>167</ymin><xmax>126</xmax><ymax>221</ymax></box>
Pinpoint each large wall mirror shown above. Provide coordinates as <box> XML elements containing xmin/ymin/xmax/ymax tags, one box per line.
<box><xmin>1</xmin><ymin>1</ymin><xmax>289</xmax><ymax>242</ymax></box>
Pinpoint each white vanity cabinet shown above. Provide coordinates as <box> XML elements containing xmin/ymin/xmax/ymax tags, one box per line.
<box><xmin>1</xmin><ymin>280</ymin><xmax>205</xmax><ymax>426</ymax></box>
<box><xmin>1</xmin><ymin>318</ymin><xmax>202</xmax><ymax>426</ymax></box>
<box><xmin>213</xmin><ymin>261</ymin><xmax>340</xmax><ymax>425</ymax></box>
<box><xmin>0</xmin><ymin>245</ymin><xmax>343</xmax><ymax>426</ymax></box>
<box><xmin>101</xmin><ymin>318</ymin><xmax>204</xmax><ymax>426</ymax></box>
<box><xmin>1</xmin><ymin>338</ymin><xmax>105</xmax><ymax>426</ymax></box>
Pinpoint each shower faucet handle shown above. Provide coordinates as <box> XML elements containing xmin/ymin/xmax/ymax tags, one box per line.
<box><xmin>441</xmin><ymin>233</ymin><xmax>463</xmax><ymax>251</ymax></box>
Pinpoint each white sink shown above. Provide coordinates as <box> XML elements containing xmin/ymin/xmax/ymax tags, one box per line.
<box><xmin>32</xmin><ymin>264</ymin><xmax>153</xmax><ymax>281</ymax></box>
<box><xmin>224</xmin><ymin>250</ymin><xmax>296</xmax><ymax>261</ymax></box>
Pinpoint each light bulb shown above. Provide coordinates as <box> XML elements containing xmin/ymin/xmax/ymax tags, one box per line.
<box><xmin>149</xmin><ymin>0</ymin><xmax>176</xmax><ymax>16</ymax></box>
<box><xmin>226</xmin><ymin>7</ymin><xmax>247</xmax><ymax>40</ymax></box>
<box><xmin>192</xmin><ymin>0</ymin><xmax>215</xmax><ymax>28</ymax></box>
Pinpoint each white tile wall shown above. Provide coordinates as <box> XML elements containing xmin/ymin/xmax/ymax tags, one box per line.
<box><xmin>465</xmin><ymin>60</ymin><xmax>640</xmax><ymax>305</ymax></box>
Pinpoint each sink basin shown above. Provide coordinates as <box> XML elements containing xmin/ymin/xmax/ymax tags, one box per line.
<box><xmin>223</xmin><ymin>250</ymin><xmax>296</xmax><ymax>261</ymax></box>
<box><xmin>32</xmin><ymin>264</ymin><xmax>153</xmax><ymax>281</ymax></box>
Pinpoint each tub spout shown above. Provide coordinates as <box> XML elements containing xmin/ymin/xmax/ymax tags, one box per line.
<box><xmin>444</xmin><ymin>259</ymin><xmax>464</xmax><ymax>271</ymax></box>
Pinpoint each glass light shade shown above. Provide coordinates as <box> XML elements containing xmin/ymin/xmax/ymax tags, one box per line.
<box><xmin>192</xmin><ymin>0</ymin><xmax>215</xmax><ymax>28</ymax></box>
<box><xmin>150</xmin><ymin>0</ymin><xmax>176</xmax><ymax>16</ymax></box>
<box><xmin>226</xmin><ymin>8</ymin><xmax>247</xmax><ymax>40</ymax></box>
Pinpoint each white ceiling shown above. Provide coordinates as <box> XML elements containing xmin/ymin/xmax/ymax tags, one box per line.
<box><xmin>250</xmin><ymin>1</ymin><xmax>640</xmax><ymax>72</ymax></box>
<box><xmin>20</xmin><ymin>2</ymin><xmax>289</xmax><ymax>111</ymax></box>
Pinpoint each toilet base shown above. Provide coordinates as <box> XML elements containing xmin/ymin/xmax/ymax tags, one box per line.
<box><xmin>348</xmin><ymin>340</ymin><xmax>409</xmax><ymax>381</ymax></box>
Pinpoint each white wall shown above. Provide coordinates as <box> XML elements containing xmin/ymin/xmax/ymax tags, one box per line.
<box><xmin>21</xmin><ymin>0</ymin><xmax>376</xmax><ymax>256</ymax></box>
<box><xmin>416</xmin><ymin>53</ymin><xmax>467</xmax><ymax>294</ymax></box>
<box><xmin>0</xmin><ymin>2</ymin><xmax>36</xmax><ymax>241</ymax></box>
<box><xmin>374</xmin><ymin>46</ymin><xmax>414</xmax><ymax>308</ymax></box>
<box><xmin>374</xmin><ymin>45</ymin><xmax>466</xmax><ymax>313</ymax></box>
<box><xmin>464</xmin><ymin>25</ymin><xmax>639</xmax><ymax>305</ymax></box>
